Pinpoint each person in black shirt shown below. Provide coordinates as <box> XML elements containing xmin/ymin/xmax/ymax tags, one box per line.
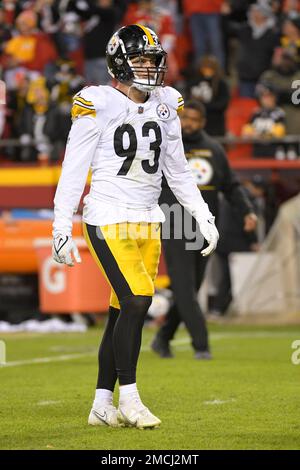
<box><xmin>79</xmin><ymin>0</ymin><xmax>127</xmax><ymax>85</ymax></box>
<box><xmin>186</xmin><ymin>55</ymin><xmax>230</xmax><ymax>136</ymax></box>
<box><xmin>151</xmin><ymin>100</ymin><xmax>257</xmax><ymax>359</ymax></box>
<box><xmin>225</xmin><ymin>3</ymin><xmax>279</xmax><ymax>98</ymax></box>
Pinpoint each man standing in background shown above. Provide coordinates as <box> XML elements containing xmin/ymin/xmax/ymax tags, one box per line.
<box><xmin>152</xmin><ymin>100</ymin><xmax>257</xmax><ymax>359</ymax></box>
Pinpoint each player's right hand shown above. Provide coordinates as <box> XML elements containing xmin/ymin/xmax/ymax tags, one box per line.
<box><xmin>52</xmin><ymin>234</ymin><xmax>81</xmax><ymax>267</ymax></box>
<box><xmin>199</xmin><ymin>218</ymin><xmax>219</xmax><ymax>257</ymax></box>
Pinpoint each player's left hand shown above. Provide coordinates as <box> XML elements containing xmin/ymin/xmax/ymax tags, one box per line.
<box><xmin>199</xmin><ymin>218</ymin><xmax>219</xmax><ymax>257</ymax></box>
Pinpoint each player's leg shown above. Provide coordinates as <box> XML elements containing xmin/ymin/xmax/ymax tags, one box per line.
<box><xmin>107</xmin><ymin>223</ymin><xmax>161</xmax><ymax>428</ymax></box>
<box><xmin>157</xmin><ymin>236</ymin><xmax>210</xmax><ymax>355</ymax></box>
<box><xmin>114</xmin><ymin>223</ymin><xmax>162</xmax><ymax>428</ymax></box>
<box><xmin>83</xmin><ymin>224</ymin><xmax>121</xmax><ymax>427</ymax></box>
<box><xmin>151</xmin><ymin>302</ymin><xmax>181</xmax><ymax>358</ymax></box>
<box><xmin>151</xmin><ymin>237</ymin><xmax>182</xmax><ymax>357</ymax></box>
<box><xmin>85</xmin><ymin>222</ymin><xmax>161</xmax><ymax>428</ymax></box>
<box><xmin>132</xmin><ymin>222</ymin><xmax>162</xmax><ymax>363</ymax></box>
<box><xmin>87</xmin><ymin>305</ymin><xmax>121</xmax><ymax>427</ymax></box>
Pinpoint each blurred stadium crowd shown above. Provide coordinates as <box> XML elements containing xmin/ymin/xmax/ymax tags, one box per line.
<box><xmin>1</xmin><ymin>0</ymin><xmax>300</xmax><ymax>161</ymax></box>
<box><xmin>0</xmin><ymin>0</ymin><xmax>300</xmax><ymax>325</ymax></box>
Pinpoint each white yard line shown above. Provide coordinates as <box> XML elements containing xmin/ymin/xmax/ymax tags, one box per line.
<box><xmin>1</xmin><ymin>351</ymin><xmax>96</xmax><ymax>368</ymax></box>
<box><xmin>1</xmin><ymin>339</ymin><xmax>191</xmax><ymax>368</ymax></box>
<box><xmin>203</xmin><ymin>399</ymin><xmax>237</xmax><ymax>405</ymax></box>
<box><xmin>37</xmin><ymin>400</ymin><xmax>61</xmax><ymax>406</ymax></box>
<box><xmin>0</xmin><ymin>331</ymin><xmax>298</xmax><ymax>368</ymax></box>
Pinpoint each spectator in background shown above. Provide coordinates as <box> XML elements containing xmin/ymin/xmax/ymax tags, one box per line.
<box><xmin>221</xmin><ymin>1</ymin><xmax>261</xmax><ymax>75</ymax></box>
<box><xmin>17</xmin><ymin>76</ymin><xmax>62</xmax><ymax>162</ymax></box>
<box><xmin>186</xmin><ymin>55</ymin><xmax>230</xmax><ymax>136</ymax></box>
<box><xmin>270</xmin><ymin>0</ymin><xmax>284</xmax><ymax>23</ymax></box>
<box><xmin>0</xmin><ymin>2</ymin><xmax>12</xmax><ymax>54</ymax></box>
<box><xmin>0</xmin><ymin>0</ymin><xmax>19</xmax><ymax>25</ymax></box>
<box><xmin>34</xmin><ymin>0</ymin><xmax>61</xmax><ymax>42</ymax></box>
<box><xmin>257</xmin><ymin>1</ymin><xmax>284</xmax><ymax>28</ymax></box>
<box><xmin>3</xmin><ymin>10</ymin><xmax>57</xmax><ymax>86</ymax></box>
<box><xmin>48</xmin><ymin>59</ymin><xmax>84</xmax><ymax>140</ymax></box>
<box><xmin>34</xmin><ymin>0</ymin><xmax>89</xmax><ymax>73</ymax></box>
<box><xmin>242</xmin><ymin>83</ymin><xmax>286</xmax><ymax>157</ymax></box>
<box><xmin>283</xmin><ymin>0</ymin><xmax>300</xmax><ymax>18</ymax></box>
<box><xmin>260</xmin><ymin>50</ymin><xmax>300</xmax><ymax>135</ymax></box>
<box><xmin>151</xmin><ymin>100</ymin><xmax>256</xmax><ymax>359</ymax></box>
<box><xmin>5</xmin><ymin>71</ymin><xmax>30</xmax><ymax>152</ymax></box>
<box><xmin>81</xmin><ymin>0</ymin><xmax>127</xmax><ymax>85</ymax></box>
<box><xmin>182</xmin><ymin>0</ymin><xmax>225</xmax><ymax>69</ymax></box>
<box><xmin>123</xmin><ymin>0</ymin><xmax>179</xmax><ymax>84</ymax></box>
<box><xmin>234</xmin><ymin>2</ymin><xmax>279</xmax><ymax>97</ymax></box>
<box><xmin>278</xmin><ymin>16</ymin><xmax>300</xmax><ymax>66</ymax></box>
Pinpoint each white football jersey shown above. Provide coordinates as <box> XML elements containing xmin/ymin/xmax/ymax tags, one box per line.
<box><xmin>53</xmin><ymin>84</ymin><xmax>213</xmax><ymax>236</ymax></box>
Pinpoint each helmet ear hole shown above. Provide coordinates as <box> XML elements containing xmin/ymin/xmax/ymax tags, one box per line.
<box><xmin>115</xmin><ymin>58</ymin><xmax>124</xmax><ymax>68</ymax></box>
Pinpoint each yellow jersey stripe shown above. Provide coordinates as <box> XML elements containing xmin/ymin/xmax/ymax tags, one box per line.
<box><xmin>71</xmin><ymin>103</ymin><xmax>96</xmax><ymax>119</ymax></box>
<box><xmin>74</xmin><ymin>96</ymin><xmax>94</xmax><ymax>107</ymax></box>
<box><xmin>73</xmin><ymin>100</ymin><xmax>95</xmax><ymax>110</ymax></box>
<box><xmin>82</xmin><ymin>224</ymin><xmax>112</xmax><ymax>285</ymax></box>
<box><xmin>136</xmin><ymin>23</ymin><xmax>155</xmax><ymax>46</ymax></box>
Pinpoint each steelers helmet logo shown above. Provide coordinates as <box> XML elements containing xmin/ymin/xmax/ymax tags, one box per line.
<box><xmin>156</xmin><ymin>103</ymin><xmax>170</xmax><ymax>119</ymax></box>
<box><xmin>107</xmin><ymin>35</ymin><xmax>120</xmax><ymax>55</ymax></box>
<box><xmin>188</xmin><ymin>158</ymin><xmax>213</xmax><ymax>186</ymax></box>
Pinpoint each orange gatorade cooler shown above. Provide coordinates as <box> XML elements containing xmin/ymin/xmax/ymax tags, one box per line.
<box><xmin>34</xmin><ymin>238</ymin><xmax>111</xmax><ymax>313</ymax></box>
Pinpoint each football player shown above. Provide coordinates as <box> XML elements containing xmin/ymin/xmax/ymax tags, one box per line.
<box><xmin>52</xmin><ymin>24</ymin><xmax>219</xmax><ymax>429</ymax></box>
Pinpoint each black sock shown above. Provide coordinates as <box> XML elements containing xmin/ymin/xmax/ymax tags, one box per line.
<box><xmin>113</xmin><ymin>295</ymin><xmax>152</xmax><ymax>385</ymax></box>
<box><xmin>96</xmin><ymin>306</ymin><xmax>120</xmax><ymax>391</ymax></box>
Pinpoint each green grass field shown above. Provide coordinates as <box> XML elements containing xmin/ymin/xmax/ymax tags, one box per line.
<box><xmin>0</xmin><ymin>323</ymin><xmax>300</xmax><ymax>450</ymax></box>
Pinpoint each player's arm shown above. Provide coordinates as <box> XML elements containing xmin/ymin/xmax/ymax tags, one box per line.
<box><xmin>53</xmin><ymin>96</ymin><xmax>100</xmax><ymax>266</ymax></box>
<box><xmin>162</xmin><ymin>115</ymin><xmax>219</xmax><ymax>256</ymax></box>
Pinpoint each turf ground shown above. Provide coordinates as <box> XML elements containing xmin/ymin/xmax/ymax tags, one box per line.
<box><xmin>0</xmin><ymin>323</ymin><xmax>300</xmax><ymax>450</ymax></box>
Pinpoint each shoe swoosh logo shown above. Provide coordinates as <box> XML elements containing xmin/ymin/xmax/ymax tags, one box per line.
<box><xmin>93</xmin><ymin>410</ymin><xmax>107</xmax><ymax>422</ymax></box>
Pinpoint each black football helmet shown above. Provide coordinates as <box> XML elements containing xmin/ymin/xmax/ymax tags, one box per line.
<box><xmin>106</xmin><ymin>24</ymin><xmax>167</xmax><ymax>92</ymax></box>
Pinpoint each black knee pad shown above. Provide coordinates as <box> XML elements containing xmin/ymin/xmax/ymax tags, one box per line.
<box><xmin>120</xmin><ymin>295</ymin><xmax>152</xmax><ymax>317</ymax></box>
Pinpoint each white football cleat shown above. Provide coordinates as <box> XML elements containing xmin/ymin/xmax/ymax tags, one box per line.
<box><xmin>88</xmin><ymin>404</ymin><xmax>121</xmax><ymax>428</ymax></box>
<box><xmin>118</xmin><ymin>397</ymin><xmax>161</xmax><ymax>429</ymax></box>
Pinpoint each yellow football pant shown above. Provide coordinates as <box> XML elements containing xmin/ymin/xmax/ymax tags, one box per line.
<box><xmin>83</xmin><ymin>222</ymin><xmax>161</xmax><ymax>309</ymax></box>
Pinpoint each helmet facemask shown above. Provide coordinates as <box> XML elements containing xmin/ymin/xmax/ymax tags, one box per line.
<box><xmin>127</xmin><ymin>50</ymin><xmax>167</xmax><ymax>92</ymax></box>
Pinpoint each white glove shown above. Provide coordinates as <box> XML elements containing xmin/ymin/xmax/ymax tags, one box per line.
<box><xmin>52</xmin><ymin>234</ymin><xmax>81</xmax><ymax>267</ymax></box>
<box><xmin>198</xmin><ymin>218</ymin><xmax>219</xmax><ymax>257</ymax></box>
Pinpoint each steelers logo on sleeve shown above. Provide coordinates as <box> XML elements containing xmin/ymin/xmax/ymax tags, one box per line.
<box><xmin>156</xmin><ymin>103</ymin><xmax>170</xmax><ymax>119</ymax></box>
<box><xmin>188</xmin><ymin>158</ymin><xmax>213</xmax><ymax>186</ymax></box>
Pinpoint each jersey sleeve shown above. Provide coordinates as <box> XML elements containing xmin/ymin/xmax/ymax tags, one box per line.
<box><xmin>162</xmin><ymin>116</ymin><xmax>214</xmax><ymax>224</ymax></box>
<box><xmin>71</xmin><ymin>87</ymin><xmax>100</xmax><ymax>122</ymax></box>
<box><xmin>163</xmin><ymin>86</ymin><xmax>185</xmax><ymax>113</ymax></box>
<box><xmin>71</xmin><ymin>95</ymin><xmax>96</xmax><ymax>120</ymax></box>
<box><xmin>71</xmin><ymin>86</ymin><xmax>104</xmax><ymax>121</ymax></box>
<box><xmin>53</xmin><ymin>87</ymin><xmax>102</xmax><ymax>236</ymax></box>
